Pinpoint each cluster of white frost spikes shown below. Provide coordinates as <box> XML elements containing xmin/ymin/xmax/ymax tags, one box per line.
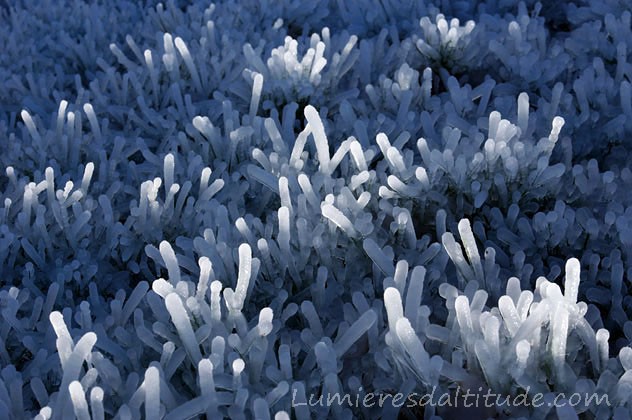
<box><xmin>2</xmin><ymin>0</ymin><xmax>632</xmax><ymax>419</ymax></box>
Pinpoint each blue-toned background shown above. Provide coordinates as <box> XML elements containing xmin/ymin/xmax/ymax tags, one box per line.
<box><xmin>0</xmin><ymin>1</ymin><xmax>631</xmax><ymax>418</ymax></box>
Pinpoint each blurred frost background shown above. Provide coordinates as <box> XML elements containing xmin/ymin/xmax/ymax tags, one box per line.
<box><xmin>1</xmin><ymin>0</ymin><xmax>632</xmax><ymax>418</ymax></box>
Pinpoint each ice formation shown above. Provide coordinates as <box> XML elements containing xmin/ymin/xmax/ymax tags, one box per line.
<box><xmin>1</xmin><ymin>0</ymin><xmax>632</xmax><ymax>419</ymax></box>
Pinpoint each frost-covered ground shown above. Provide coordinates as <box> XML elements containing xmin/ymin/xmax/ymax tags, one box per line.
<box><xmin>1</xmin><ymin>0</ymin><xmax>632</xmax><ymax>419</ymax></box>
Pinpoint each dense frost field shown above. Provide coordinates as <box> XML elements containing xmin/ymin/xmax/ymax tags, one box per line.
<box><xmin>1</xmin><ymin>0</ymin><xmax>632</xmax><ymax>418</ymax></box>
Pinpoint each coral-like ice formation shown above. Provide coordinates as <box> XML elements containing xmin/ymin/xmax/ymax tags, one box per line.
<box><xmin>1</xmin><ymin>0</ymin><xmax>632</xmax><ymax>418</ymax></box>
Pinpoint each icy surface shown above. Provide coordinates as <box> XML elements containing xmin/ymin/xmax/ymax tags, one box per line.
<box><xmin>1</xmin><ymin>0</ymin><xmax>632</xmax><ymax>418</ymax></box>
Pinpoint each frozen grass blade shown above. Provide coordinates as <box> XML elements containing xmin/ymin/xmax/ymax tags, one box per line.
<box><xmin>304</xmin><ymin>105</ymin><xmax>330</xmax><ymax>173</ymax></box>
<box><xmin>165</xmin><ymin>293</ymin><xmax>202</xmax><ymax>364</ymax></box>
<box><xmin>334</xmin><ymin>309</ymin><xmax>376</xmax><ymax>357</ymax></box>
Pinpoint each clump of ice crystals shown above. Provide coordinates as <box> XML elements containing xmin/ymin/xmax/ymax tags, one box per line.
<box><xmin>0</xmin><ymin>0</ymin><xmax>631</xmax><ymax>419</ymax></box>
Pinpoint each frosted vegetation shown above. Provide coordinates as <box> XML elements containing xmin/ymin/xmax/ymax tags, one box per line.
<box><xmin>1</xmin><ymin>0</ymin><xmax>632</xmax><ymax>419</ymax></box>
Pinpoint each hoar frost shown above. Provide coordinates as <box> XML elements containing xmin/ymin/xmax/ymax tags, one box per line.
<box><xmin>0</xmin><ymin>0</ymin><xmax>632</xmax><ymax>419</ymax></box>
